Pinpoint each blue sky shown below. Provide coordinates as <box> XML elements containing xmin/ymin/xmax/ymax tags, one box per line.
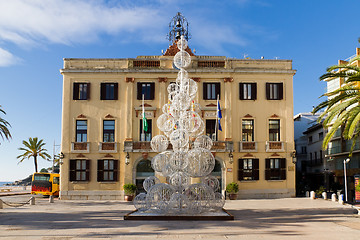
<box><xmin>0</xmin><ymin>0</ymin><xmax>359</xmax><ymax>181</ymax></box>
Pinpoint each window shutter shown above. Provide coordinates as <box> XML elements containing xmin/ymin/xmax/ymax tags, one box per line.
<box><xmin>216</xmin><ymin>83</ymin><xmax>220</xmax><ymax>100</ymax></box>
<box><xmin>265</xmin><ymin>158</ymin><xmax>270</xmax><ymax>180</ymax></box>
<box><xmin>280</xmin><ymin>169</ymin><xmax>286</xmax><ymax>180</ymax></box>
<box><xmin>278</xmin><ymin>83</ymin><xmax>283</xmax><ymax>100</ymax></box>
<box><xmin>73</xmin><ymin>83</ymin><xmax>79</xmax><ymax>100</ymax></box>
<box><xmin>239</xmin><ymin>83</ymin><xmax>244</xmax><ymax>100</ymax></box>
<box><xmin>203</xmin><ymin>83</ymin><xmax>207</xmax><ymax>100</ymax></box>
<box><xmin>137</xmin><ymin>82</ymin><xmax>142</xmax><ymax>100</ymax></box>
<box><xmin>86</xmin><ymin>160</ymin><xmax>90</xmax><ymax>181</ymax></box>
<box><xmin>280</xmin><ymin>158</ymin><xmax>286</xmax><ymax>168</ymax></box>
<box><xmin>150</xmin><ymin>83</ymin><xmax>155</xmax><ymax>100</ymax></box>
<box><xmin>100</xmin><ymin>83</ymin><xmax>106</xmax><ymax>100</ymax></box>
<box><xmin>97</xmin><ymin>160</ymin><xmax>103</xmax><ymax>182</ymax></box>
<box><xmin>253</xmin><ymin>159</ymin><xmax>259</xmax><ymax>180</ymax></box>
<box><xmin>86</xmin><ymin>83</ymin><xmax>91</xmax><ymax>100</ymax></box>
<box><xmin>252</xmin><ymin>83</ymin><xmax>257</xmax><ymax>100</ymax></box>
<box><xmin>114</xmin><ymin>160</ymin><xmax>119</xmax><ymax>181</ymax></box>
<box><xmin>114</xmin><ymin>83</ymin><xmax>118</xmax><ymax>100</ymax></box>
<box><xmin>266</xmin><ymin>83</ymin><xmax>270</xmax><ymax>100</ymax></box>
<box><xmin>238</xmin><ymin>158</ymin><xmax>244</xmax><ymax>181</ymax></box>
<box><xmin>69</xmin><ymin>160</ymin><xmax>76</xmax><ymax>181</ymax></box>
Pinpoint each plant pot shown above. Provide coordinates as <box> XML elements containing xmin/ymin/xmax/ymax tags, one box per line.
<box><xmin>228</xmin><ymin>193</ymin><xmax>238</xmax><ymax>200</ymax></box>
<box><xmin>124</xmin><ymin>195</ymin><xmax>134</xmax><ymax>201</ymax></box>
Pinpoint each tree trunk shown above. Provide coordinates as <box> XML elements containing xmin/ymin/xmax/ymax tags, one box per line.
<box><xmin>34</xmin><ymin>155</ymin><xmax>38</xmax><ymax>173</ymax></box>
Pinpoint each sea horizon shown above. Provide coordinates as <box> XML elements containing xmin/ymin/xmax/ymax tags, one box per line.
<box><xmin>0</xmin><ymin>181</ymin><xmax>13</xmax><ymax>187</ymax></box>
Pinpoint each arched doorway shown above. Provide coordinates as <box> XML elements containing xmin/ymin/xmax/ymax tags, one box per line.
<box><xmin>134</xmin><ymin>159</ymin><xmax>154</xmax><ymax>193</ymax></box>
<box><xmin>211</xmin><ymin>159</ymin><xmax>225</xmax><ymax>193</ymax></box>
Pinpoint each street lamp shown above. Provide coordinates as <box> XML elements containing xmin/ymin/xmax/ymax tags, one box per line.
<box><xmin>344</xmin><ymin>158</ymin><xmax>351</xmax><ymax>202</ymax></box>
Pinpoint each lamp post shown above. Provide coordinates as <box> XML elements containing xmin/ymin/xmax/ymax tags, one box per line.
<box><xmin>344</xmin><ymin>158</ymin><xmax>351</xmax><ymax>202</ymax></box>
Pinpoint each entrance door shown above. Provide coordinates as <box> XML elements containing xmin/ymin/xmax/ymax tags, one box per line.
<box><xmin>135</xmin><ymin>159</ymin><xmax>154</xmax><ymax>193</ymax></box>
<box><xmin>211</xmin><ymin>160</ymin><xmax>224</xmax><ymax>193</ymax></box>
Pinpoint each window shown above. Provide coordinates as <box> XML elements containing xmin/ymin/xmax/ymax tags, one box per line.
<box><xmin>203</xmin><ymin>82</ymin><xmax>220</xmax><ymax>100</ymax></box>
<box><xmin>238</xmin><ymin>158</ymin><xmax>259</xmax><ymax>181</ymax></box>
<box><xmin>308</xmin><ymin>136</ymin><xmax>313</xmax><ymax>143</ymax></box>
<box><xmin>97</xmin><ymin>160</ymin><xmax>118</xmax><ymax>182</ymax></box>
<box><xmin>76</xmin><ymin>120</ymin><xmax>87</xmax><ymax>142</ymax></box>
<box><xmin>70</xmin><ymin>159</ymin><xmax>90</xmax><ymax>181</ymax></box>
<box><xmin>33</xmin><ymin>174</ymin><xmax>50</xmax><ymax>181</ymax></box>
<box><xmin>103</xmin><ymin>120</ymin><xmax>115</xmax><ymax>142</ymax></box>
<box><xmin>137</xmin><ymin>82</ymin><xmax>155</xmax><ymax>100</ymax></box>
<box><xmin>266</xmin><ymin>83</ymin><xmax>283</xmax><ymax>100</ymax></box>
<box><xmin>319</xmin><ymin>132</ymin><xmax>324</xmax><ymax>140</ymax></box>
<box><xmin>73</xmin><ymin>83</ymin><xmax>90</xmax><ymax>100</ymax></box>
<box><xmin>101</xmin><ymin>83</ymin><xmax>118</xmax><ymax>100</ymax></box>
<box><xmin>269</xmin><ymin>119</ymin><xmax>280</xmax><ymax>141</ymax></box>
<box><xmin>265</xmin><ymin>158</ymin><xmax>286</xmax><ymax>180</ymax></box>
<box><xmin>242</xmin><ymin>119</ymin><xmax>254</xmax><ymax>141</ymax></box>
<box><xmin>206</xmin><ymin>119</ymin><xmax>217</xmax><ymax>141</ymax></box>
<box><xmin>301</xmin><ymin>146</ymin><xmax>307</xmax><ymax>154</ymax></box>
<box><xmin>140</xmin><ymin>119</ymin><xmax>152</xmax><ymax>141</ymax></box>
<box><xmin>239</xmin><ymin>83</ymin><xmax>257</xmax><ymax>100</ymax></box>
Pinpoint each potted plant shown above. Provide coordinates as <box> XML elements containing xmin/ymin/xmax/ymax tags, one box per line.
<box><xmin>123</xmin><ymin>183</ymin><xmax>137</xmax><ymax>201</ymax></box>
<box><xmin>226</xmin><ymin>182</ymin><xmax>239</xmax><ymax>200</ymax></box>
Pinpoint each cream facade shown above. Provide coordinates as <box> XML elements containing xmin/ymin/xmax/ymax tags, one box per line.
<box><xmin>60</xmin><ymin>51</ymin><xmax>297</xmax><ymax>200</ymax></box>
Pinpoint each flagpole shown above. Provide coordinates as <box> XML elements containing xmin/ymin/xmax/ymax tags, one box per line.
<box><xmin>142</xmin><ymin>94</ymin><xmax>145</xmax><ymax>140</ymax></box>
<box><xmin>215</xmin><ymin>94</ymin><xmax>219</xmax><ymax>141</ymax></box>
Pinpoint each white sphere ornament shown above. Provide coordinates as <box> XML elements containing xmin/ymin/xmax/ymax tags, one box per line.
<box><xmin>194</xmin><ymin>135</ymin><xmax>213</xmax><ymax>150</ymax></box>
<box><xmin>143</xmin><ymin>176</ymin><xmax>161</xmax><ymax>192</ymax></box>
<box><xmin>150</xmin><ymin>135</ymin><xmax>169</xmax><ymax>152</ymax></box>
<box><xmin>151</xmin><ymin>153</ymin><xmax>168</xmax><ymax>173</ymax></box>
<box><xmin>177</xmin><ymin>36</ymin><xmax>188</xmax><ymax>50</ymax></box>
<box><xmin>134</xmin><ymin>193</ymin><xmax>148</xmax><ymax>211</ymax></box>
<box><xmin>173</xmin><ymin>51</ymin><xmax>191</xmax><ymax>69</ymax></box>
<box><xmin>186</xmin><ymin>148</ymin><xmax>215</xmax><ymax>177</ymax></box>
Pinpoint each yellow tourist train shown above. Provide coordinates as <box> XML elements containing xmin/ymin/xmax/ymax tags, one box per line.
<box><xmin>31</xmin><ymin>173</ymin><xmax>60</xmax><ymax>196</ymax></box>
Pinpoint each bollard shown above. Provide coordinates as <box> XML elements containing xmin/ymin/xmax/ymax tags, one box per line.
<box><xmin>322</xmin><ymin>192</ymin><xmax>327</xmax><ymax>200</ymax></box>
<box><xmin>310</xmin><ymin>191</ymin><xmax>316</xmax><ymax>199</ymax></box>
<box><xmin>49</xmin><ymin>195</ymin><xmax>54</xmax><ymax>203</ymax></box>
<box><xmin>30</xmin><ymin>197</ymin><xmax>35</xmax><ymax>205</ymax></box>
<box><xmin>331</xmin><ymin>193</ymin><xmax>337</xmax><ymax>202</ymax></box>
<box><xmin>339</xmin><ymin>194</ymin><xmax>344</xmax><ymax>205</ymax></box>
<box><xmin>0</xmin><ymin>199</ymin><xmax>3</xmax><ymax>209</ymax></box>
<box><xmin>306</xmin><ymin>191</ymin><xmax>309</xmax><ymax>197</ymax></box>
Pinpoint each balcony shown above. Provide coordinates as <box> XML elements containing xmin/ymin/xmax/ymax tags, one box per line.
<box><xmin>99</xmin><ymin>142</ymin><xmax>118</xmax><ymax>153</ymax></box>
<box><xmin>265</xmin><ymin>141</ymin><xmax>285</xmax><ymax>152</ymax></box>
<box><xmin>71</xmin><ymin>142</ymin><xmax>90</xmax><ymax>153</ymax></box>
<box><xmin>239</xmin><ymin>141</ymin><xmax>257</xmax><ymax>152</ymax></box>
<box><xmin>123</xmin><ymin>140</ymin><xmax>234</xmax><ymax>153</ymax></box>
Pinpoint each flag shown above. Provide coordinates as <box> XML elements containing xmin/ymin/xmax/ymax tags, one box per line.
<box><xmin>217</xmin><ymin>98</ymin><xmax>222</xmax><ymax>131</ymax></box>
<box><xmin>142</xmin><ymin>95</ymin><xmax>148</xmax><ymax>132</ymax></box>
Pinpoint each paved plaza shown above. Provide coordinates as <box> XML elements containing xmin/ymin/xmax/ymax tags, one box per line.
<box><xmin>0</xmin><ymin>195</ymin><xmax>359</xmax><ymax>239</ymax></box>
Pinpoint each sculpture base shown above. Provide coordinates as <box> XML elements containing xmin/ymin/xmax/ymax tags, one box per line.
<box><xmin>124</xmin><ymin>208</ymin><xmax>234</xmax><ymax>221</ymax></box>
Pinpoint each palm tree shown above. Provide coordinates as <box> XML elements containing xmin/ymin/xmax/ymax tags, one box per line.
<box><xmin>0</xmin><ymin>105</ymin><xmax>11</xmax><ymax>141</ymax></box>
<box><xmin>17</xmin><ymin>137</ymin><xmax>51</xmax><ymax>173</ymax></box>
<box><xmin>313</xmin><ymin>55</ymin><xmax>360</xmax><ymax>156</ymax></box>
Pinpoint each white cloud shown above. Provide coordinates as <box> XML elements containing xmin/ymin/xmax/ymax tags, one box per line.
<box><xmin>0</xmin><ymin>0</ymin><xmax>165</xmax><ymax>46</ymax></box>
<box><xmin>0</xmin><ymin>48</ymin><xmax>20</xmax><ymax>66</ymax></box>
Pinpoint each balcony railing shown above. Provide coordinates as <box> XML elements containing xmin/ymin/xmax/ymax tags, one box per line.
<box><xmin>124</xmin><ymin>140</ymin><xmax>233</xmax><ymax>152</ymax></box>
<box><xmin>239</xmin><ymin>141</ymin><xmax>257</xmax><ymax>152</ymax></box>
<box><xmin>99</xmin><ymin>142</ymin><xmax>118</xmax><ymax>153</ymax></box>
<box><xmin>71</xmin><ymin>142</ymin><xmax>90</xmax><ymax>153</ymax></box>
<box><xmin>265</xmin><ymin>141</ymin><xmax>285</xmax><ymax>152</ymax></box>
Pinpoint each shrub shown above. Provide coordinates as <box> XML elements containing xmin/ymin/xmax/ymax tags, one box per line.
<box><xmin>226</xmin><ymin>182</ymin><xmax>239</xmax><ymax>194</ymax></box>
<box><xmin>123</xmin><ymin>183</ymin><xmax>137</xmax><ymax>195</ymax></box>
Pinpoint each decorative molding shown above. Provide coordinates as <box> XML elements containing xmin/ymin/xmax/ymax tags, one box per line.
<box><xmin>104</xmin><ymin>154</ymin><xmax>113</xmax><ymax>158</ymax></box>
<box><xmin>192</xmin><ymin>77</ymin><xmax>201</xmax><ymax>82</ymax></box>
<box><xmin>76</xmin><ymin>153</ymin><xmax>86</xmax><ymax>158</ymax></box>
<box><xmin>125</xmin><ymin>77</ymin><xmax>135</xmax><ymax>83</ymax></box>
<box><xmin>206</xmin><ymin>103</ymin><xmax>217</xmax><ymax>107</ymax></box>
<box><xmin>271</xmin><ymin>153</ymin><xmax>280</xmax><ymax>157</ymax></box>
<box><xmin>244</xmin><ymin>114</ymin><xmax>253</xmax><ymax>118</ymax></box>
<box><xmin>77</xmin><ymin>114</ymin><xmax>86</xmax><ymax>119</ymax></box>
<box><xmin>225</xmin><ymin>138</ymin><xmax>232</xmax><ymax>141</ymax></box>
<box><xmin>158</xmin><ymin>77</ymin><xmax>168</xmax><ymax>83</ymax></box>
<box><xmin>141</xmin><ymin>103</ymin><xmax>153</xmax><ymax>108</ymax></box>
<box><xmin>243</xmin><ymin>153</ymin><xmax>254</xmax><ymax>158</ymax></box>
<box><xmin>224</xmin><ymin>77</ymin><xmax>233</xmax><ymax>83</ymax></box>
<box><xmin>270</xmin><ymin>114</ymin><xmax>279</xmax><ymax>118</ymax></box>
<box><xmin>105</xmin><ymin>114</ymin><xmax>114</xmax><ymax>119</ymax></box>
